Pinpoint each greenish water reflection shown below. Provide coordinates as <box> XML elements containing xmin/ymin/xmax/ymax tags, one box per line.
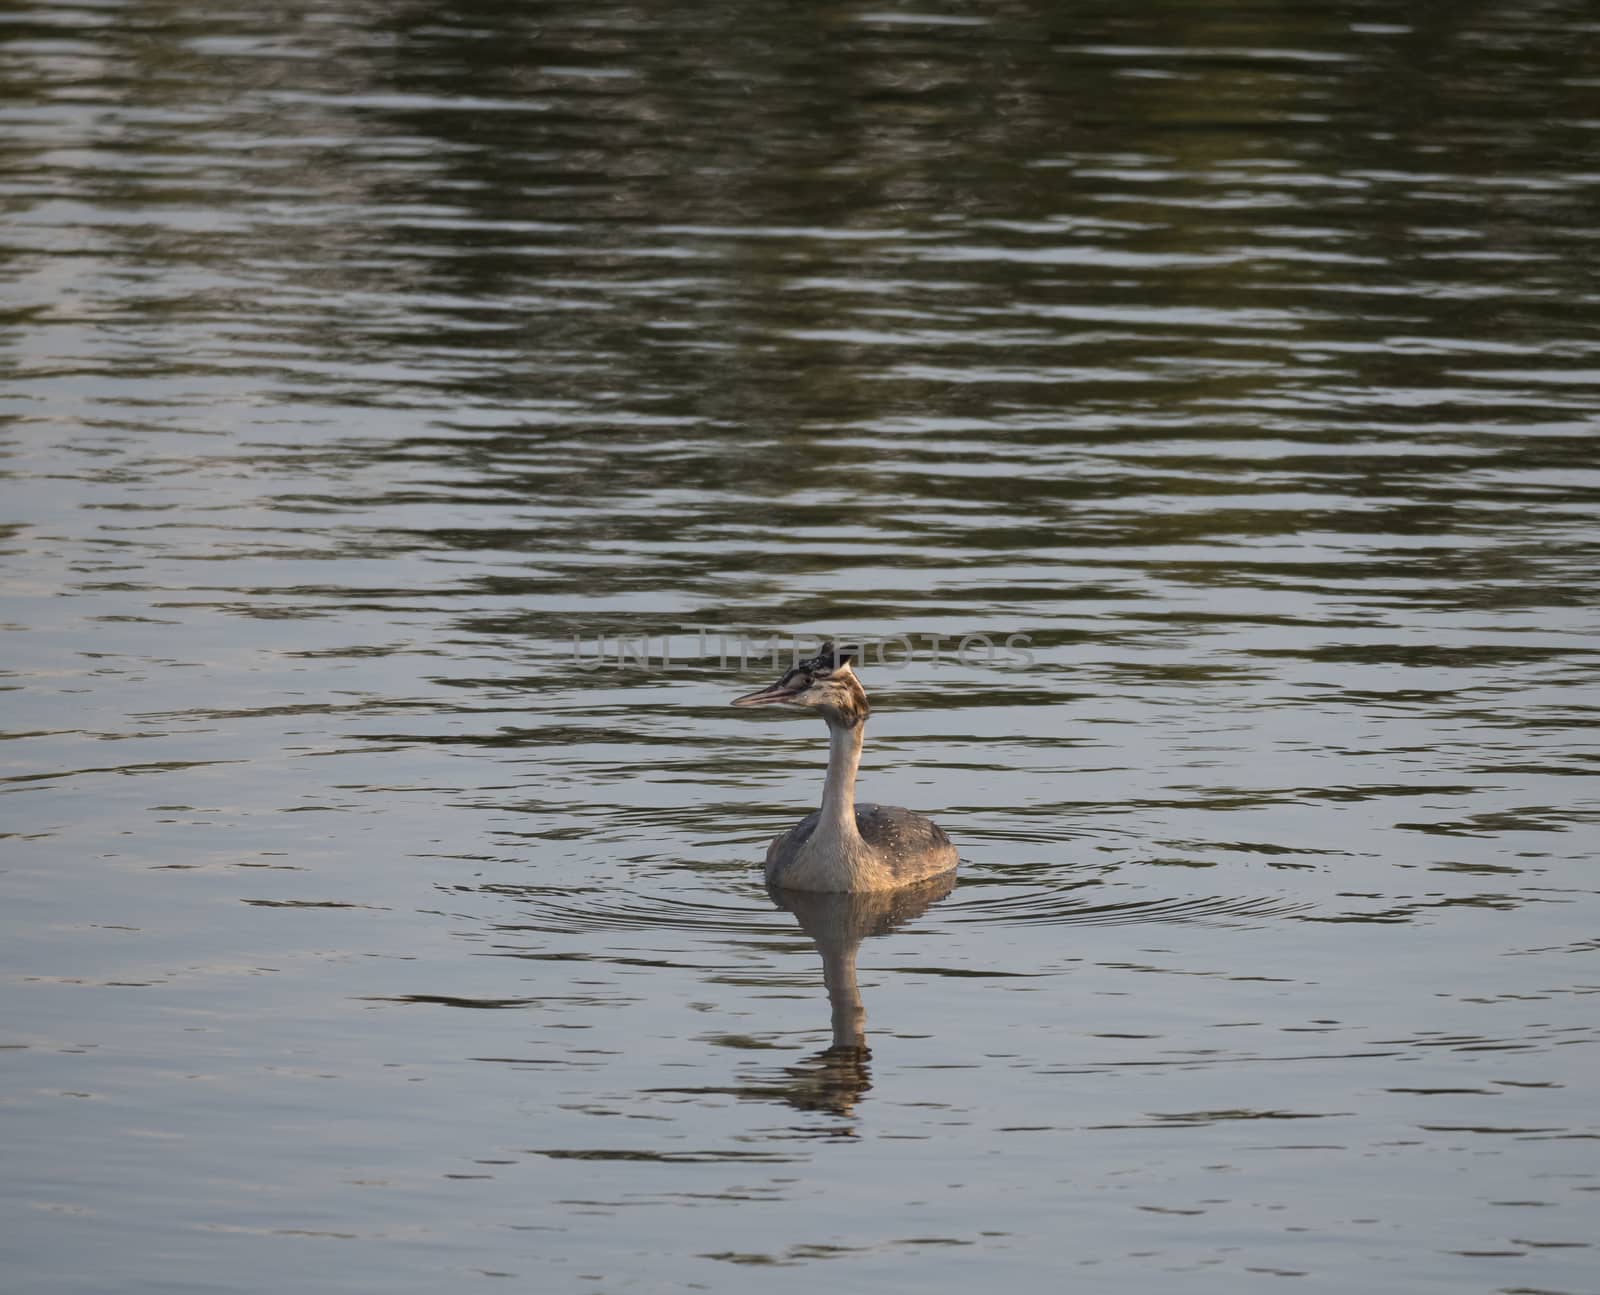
<box><xmin>2</xmin><ymin>2</ymin><xmax>1598</xmax><ymax>1292</ymax></box>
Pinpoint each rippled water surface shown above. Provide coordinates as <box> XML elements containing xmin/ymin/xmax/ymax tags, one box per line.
<box><xmin>4</xmin><ymin>2</ymin><xmax>1600</xmax><ymax>1291</ymax></box>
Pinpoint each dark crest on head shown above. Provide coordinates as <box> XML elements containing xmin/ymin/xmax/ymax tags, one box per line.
<box><xmin>804</xmin><ymin>641</ymin><xmax>857</xmax><ymax>675</ymax></box>
<box><xmin>731</xmin><ymin>639</ymin><xmax>868</xmax><ymax>723</ymax></box>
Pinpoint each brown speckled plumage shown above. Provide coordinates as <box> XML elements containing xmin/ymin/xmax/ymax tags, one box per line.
<box><xmin>766</xmin><ymin>804</ymin><xmax>958</xmax><ymax>882</ymax></box>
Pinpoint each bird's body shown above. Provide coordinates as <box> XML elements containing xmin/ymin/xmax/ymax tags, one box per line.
<box><xmin>733</xmin><ymin>644</ymin><xmax>958</xmax><ymax>892</ymax></box>
<box><xmin>765</xmin><ymin>803</ymin><xmax>959</xmax><ymax>891</ymax></box>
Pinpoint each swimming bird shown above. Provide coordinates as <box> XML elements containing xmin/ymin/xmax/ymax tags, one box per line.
<box><xmin>732</xmin><ymin>643</ymin><xmax>958</xmax><ymax>892</ymax></box>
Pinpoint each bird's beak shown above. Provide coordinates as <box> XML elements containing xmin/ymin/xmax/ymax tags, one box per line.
<box><xmin>732</xmin><ymin>678</ymin><xmax>803</xmax><ymax>707</ymax></box>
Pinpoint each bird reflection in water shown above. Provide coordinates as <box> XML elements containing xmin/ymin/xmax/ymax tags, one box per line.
<box><xmin>761</xmin><ymin>870</ymin><xmax>956</xmax><ymax>1119</ymax></box>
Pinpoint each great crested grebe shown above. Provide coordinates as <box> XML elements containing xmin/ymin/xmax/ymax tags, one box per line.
<box><xmin>732</xmin><ymin>643</ymin><xmax>959</xmax><ymax>892</ymax></box>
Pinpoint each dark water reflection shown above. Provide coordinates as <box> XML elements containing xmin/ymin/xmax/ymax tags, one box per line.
<box><xmin>3</xmin><ymin>1</ymin><xmax>1599</xmax><ymax>1291</ymax></box>
<box><xmin>640</xmin><ymin>877</ymin><xmax>959</xmax><ymax>1121</ymax></box>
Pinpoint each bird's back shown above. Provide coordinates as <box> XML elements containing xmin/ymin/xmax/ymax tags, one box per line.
<box><xmin>767</xmin><ymin>803</ymin><xmax>958</xmax><ymax>889</ymax></box>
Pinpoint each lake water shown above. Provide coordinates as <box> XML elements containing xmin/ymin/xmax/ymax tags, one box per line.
<box><xmin>3</xmin><ymin>2</ymin><xmax>1599</xmax><ymax>1291</ymax></box>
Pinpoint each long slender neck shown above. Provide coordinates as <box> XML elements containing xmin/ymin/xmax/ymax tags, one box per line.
<box><xmin>819</xmin><ymin>718</ymin><xmax>864</xmax><ymax>841</ymax></box>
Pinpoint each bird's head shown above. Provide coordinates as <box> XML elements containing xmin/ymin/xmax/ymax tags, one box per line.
<box><xmin>731</xmin><ymin>642</ymin><xmax>869</xmax><ymax>728</ymax></box>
